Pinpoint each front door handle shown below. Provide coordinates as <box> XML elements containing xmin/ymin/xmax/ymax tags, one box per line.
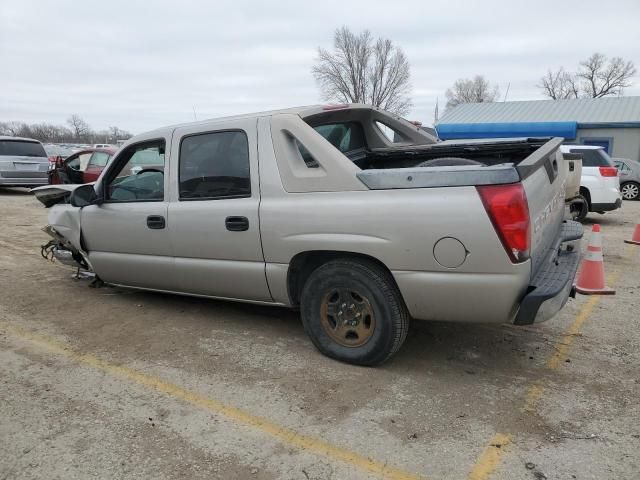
<box><xmin>147</xmin><ymin>215</ymin><xmax>166</xmax><ymax>229</ymax></box>
<box><xmin>225</xmin><ymin>216</ymin><xmax>249</xmax><ymax>231</ymax></box>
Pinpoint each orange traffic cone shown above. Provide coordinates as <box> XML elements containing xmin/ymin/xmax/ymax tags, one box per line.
<box><xmin>624</xmin><ymin>224</ymin><xmax>640</xmax><ymax>245</ymax></box>
<box><xmin>575</xmin><ymin>224</ymin><xmax>615</xmax><ymax>295</ymax></box>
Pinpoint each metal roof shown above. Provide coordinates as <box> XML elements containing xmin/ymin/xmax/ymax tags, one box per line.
<box><xmin>439</xmin><ymin>96</ymin><xmax>640</xmax><ymax>124</ymax></box>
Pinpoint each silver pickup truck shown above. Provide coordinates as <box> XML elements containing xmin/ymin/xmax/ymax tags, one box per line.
<box><xmin>34</xmin><ymin>104</ymin><xmax>582</xmax><ymax>365</ymax></box>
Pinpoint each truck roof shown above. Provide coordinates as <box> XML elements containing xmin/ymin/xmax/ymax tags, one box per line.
<box><xmin>137</xmin><ymin>103</ymin><xmax>406</xmax><ymax>138</ymax></box>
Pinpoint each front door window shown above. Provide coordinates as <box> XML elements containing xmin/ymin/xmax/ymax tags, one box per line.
<box><xmin>104</xmin><ymin>141</ymin><xmax>165</xmax><ymax>202</ymax></box>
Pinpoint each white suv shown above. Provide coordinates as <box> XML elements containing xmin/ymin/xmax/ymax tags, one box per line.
<box><xmin>560</xmin><ymin>145</ymin><xmax>622</xmax><ymax>221</ymax></box>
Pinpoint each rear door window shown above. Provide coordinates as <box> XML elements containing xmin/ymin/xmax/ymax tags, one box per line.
<box><xmin>179</xmin><ymin>130</ymin><xmax>251</xmax><ymax>200</ymax></box>
<box><xmin>0</xmin><ymin>140</ymin><xmax>47</xmax><ymax>157</ymax></box>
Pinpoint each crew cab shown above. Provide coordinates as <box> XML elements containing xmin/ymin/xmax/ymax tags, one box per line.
<box><xmin>34</xmin><ymin>104</ymin><xmax>582</xmax><ymax>365</ymax></box>
<box><xmin>560</xmin><ymin>145</ymin><xmax>622</xmax><ymax>221</ymax></box>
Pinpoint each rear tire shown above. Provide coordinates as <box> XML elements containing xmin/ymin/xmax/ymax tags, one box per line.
<box><xmin>300</xmin><ymin>259</ymin><xmax>409</xmax><ymax>366</ymax></box>
<box><xmin>571</xmin><ymin>194</ymin><xmax>589</xmax><ymax>222</ymax></box>
<box><xmin>621</xmin><ymin>182</ymin><xmax>640</xmax><ymax>201</ymax></box>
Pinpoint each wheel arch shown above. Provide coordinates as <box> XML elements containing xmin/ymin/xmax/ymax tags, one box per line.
<box><xmin>287</xmin><ymin>250</ymin><xmax>399</xmax><ymax>306</ymax></box>
<box><xmin>579</xmin><ymin>186</ymin><xmax>591</xmax><ymax>207</ymax></box>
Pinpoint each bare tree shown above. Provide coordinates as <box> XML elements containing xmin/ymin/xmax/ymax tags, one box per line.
<box><xmin>312</xmin><ymin>26</ymin><xmax>412</xmax><ymax>115</ymax></box>
<box><xmin>108</xmin><ymin>126</ymin><xmax>120</xmax><ymax>142</ymax></box>
<box><xmin>538</xmin><ymin>68</ymin><xmax>579</xmax><ymax>100</ymax></box>
<box><xmin>539</xmin><ymin>53</ymin><xmax>636</xmax><ymax>99</ymax></box>
<box><xmin>66</xmin><ymin>114</ymin><xmax>90</xmax><ymax>139</ymax></box>
<box><xmin>577</xmin><ymin>53</ymin><xmax>637</xmax><ymax>98</ymax></box>
<box><xmin>0</xmin><ymin>121</ymin><xmax>27</xmax><ymax>136</ymax></box>
<box><xmin>445</xmin><ymin>75</ymin><xmax>500</xmax><ymax>109</ymax></box>
<box><xmin>1</xmin><ymin>118</ymin><xmax>131</xmax><ymax>143</ymax></box>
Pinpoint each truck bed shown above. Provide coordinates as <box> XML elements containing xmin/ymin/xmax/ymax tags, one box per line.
<box><xmin>351</xmin><ymin>138</ymin><xmax>553</xmax><ymax>170</ymax></box>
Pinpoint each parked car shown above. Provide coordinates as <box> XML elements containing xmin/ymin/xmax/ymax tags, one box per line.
<box><xmin>613</xmin><ymin>157</ymin><xmax>640</xmax><ymax>201</ymax></box>
<box><xmin>48</xmin><ymin>148</ymin><xmax>116</xmax><ymax>185</ymax></box>
<box><xmin>560</xmin><ymin>145</ymin><xmax>622</xmax><ymax>221</ymax></box>
<box><xmin>0</xmin><ymin>136</ymin><xmax>50</xmax><ymax>187</ymax></box>
<box><xmin>93</xmin><ymin>143</ymin><xmax>114</xmax><ymax>149</ymax></box>
<box><xmin>34</xmin><ymin>104</ymin><xmax>582</xmax><ymax>365</ymax></box>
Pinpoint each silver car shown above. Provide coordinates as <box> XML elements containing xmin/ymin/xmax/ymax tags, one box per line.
<box><xmin>614</xmin><ymin>158</ymin><xmax>640</xmax><ymax>200</ymax></box>
<box><xmin>0</xmin><ymin>136</ymin><xmax>49</xmax><ymax>187</ymax></box>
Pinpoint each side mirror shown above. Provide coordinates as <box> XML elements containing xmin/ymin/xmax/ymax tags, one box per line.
<box><xmin>69</xmin><ymin>184</ymin><xmax>101</xmax><ymax>207</ymax></box>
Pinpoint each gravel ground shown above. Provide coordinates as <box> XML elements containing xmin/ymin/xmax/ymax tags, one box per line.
<box><xmin>1</xmin><ymin>187</ymin><xmax>639</xmax><ymax>480</ymax></box>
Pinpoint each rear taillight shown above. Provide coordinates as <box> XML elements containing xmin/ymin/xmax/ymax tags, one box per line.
<box><xmin>477</xmin><ymin>184</ymin><xmax>531</xmax><ymax>263</ymax></box>
<box><xmin>599</xmin><ymin>166</ymin><xmax>618</xmax><ymax>177</ymax></box>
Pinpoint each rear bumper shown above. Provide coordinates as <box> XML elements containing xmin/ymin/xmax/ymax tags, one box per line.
<box><xmin>0</xmin><ymin>171</ymin><xmax>48</xmax><ymax>187</ymax></box>
<box><xmin>591</xmin><ymin>198</ymin><xmax>622</xmax><ymax>212</ymax></box>
<box><xmin>0</xmin><ymin>177</ymin><xmax>48</xmax><ymax>187</ymax></box>
<box><xmin>513</xmin><ymin>220</ymin><xmax>583</xmax><ymax>325</ymax></box>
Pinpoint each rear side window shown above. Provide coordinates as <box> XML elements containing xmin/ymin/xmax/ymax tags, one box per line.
<box><xmin>375</xmin><ymin>121</ymin><xmax>408</xmax><ymax>143</ymax></box>
<box><xmin>570</xmin><ymin>148</ymin><xmax>614</xmax><ymax>167</ymax></box>
<box><xmin>0</xmin><ymin>140</ymin><xmax>47</xmax><ymax>157</ymax></box>
<box><xmin>614</xmin><ymin>161</ymin><xmax>629</xmax><ymax>171</ymax></box>
<box><xmin>179</xmin><ymin>130</ymin><xmax>250</xmax><ymax>200</ymax></box>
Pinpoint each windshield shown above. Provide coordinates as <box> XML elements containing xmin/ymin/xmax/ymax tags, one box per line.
<box><xmin>0</xmin><ymin>140</ymin><xmax>47</xmax><ymax>157</ymax></box>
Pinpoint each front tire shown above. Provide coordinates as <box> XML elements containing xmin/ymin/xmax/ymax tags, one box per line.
<box><xmin>300</xmin><ymin>259</ymin><xmax>409</xmax><ymax>366</ymax></box>
<box><xmin>621</xmin><ymin>182</ymin><xmax>640</xmax><ymax>201</ymax></box>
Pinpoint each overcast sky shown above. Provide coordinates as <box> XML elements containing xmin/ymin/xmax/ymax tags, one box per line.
<box><xmin>2</xmin><ymin>0</ymin><xmax>639</xmax><ymax>133</ymax></box>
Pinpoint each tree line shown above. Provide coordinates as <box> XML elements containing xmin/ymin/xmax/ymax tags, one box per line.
<box><xmin>313</xmin><ymin>27</ymin><xmax>637</xmax><ymax>119</ymax></box>
<box><xmin>0</xmin><ymin>114</ymin><xmax>132</xmax><ymax>144</ymax></box>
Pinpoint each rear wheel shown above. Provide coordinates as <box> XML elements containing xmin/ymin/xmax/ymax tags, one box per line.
<box><xmin>621</xmin><ymin>182</ymin><xmax>640</xmax><ymax>201</ymax></box>
<box><xmin>300</xmin><ymin>259</ymin><xmax>409</xmax><ymax>366</ymax></box>
<box><xmin>571</xmin><ymin>194</ymin><xmax>589</xmax><ymax>222</ymax></box>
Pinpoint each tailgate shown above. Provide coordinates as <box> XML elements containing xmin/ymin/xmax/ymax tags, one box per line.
<box><xmin>517</xmin><ymin>137</ymin><xmax>567</xmax><ymax>275</ymax></box>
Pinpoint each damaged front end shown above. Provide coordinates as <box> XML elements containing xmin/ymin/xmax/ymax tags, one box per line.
<box><xmin>41</xmin><ymin>225</ymin><xmax>90</xmax><ymax>270</ymax></box>
<box><xmin>33</xmin><ymin>184</ymin><xmax>91</xmax><ymax>271</ymax></box>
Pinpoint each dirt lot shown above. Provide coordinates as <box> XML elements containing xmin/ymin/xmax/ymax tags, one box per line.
<box><xmin>1</xmin><ymin>188</ymin><xmax>639</xmax><ymax>480</ymax></box>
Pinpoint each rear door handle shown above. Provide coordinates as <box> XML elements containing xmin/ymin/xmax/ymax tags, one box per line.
<box><xmin>146</xmin><ymin>215</ymin><xmax>166</xmax><ymax>229</ymax></box>
<box><xmin>225</xmin><ymin>216</ymin><xmax>249</xmax><ymax>231</ymax></box>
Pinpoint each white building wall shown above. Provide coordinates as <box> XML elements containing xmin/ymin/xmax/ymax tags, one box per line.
<box><xmin>577</xmin><ymin>127</ymin><xmax>640</xmax><ymax>161</ymax></box>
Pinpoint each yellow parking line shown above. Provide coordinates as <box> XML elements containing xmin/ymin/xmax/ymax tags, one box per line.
<box><xmin>467</xmin><ymin>242</ymin><xmax>637</xmax><ymax>479</ymax></box>
<box><xmin>466</xmin><ymin>434</ymin><xmax>511</xmax><ymax>480</ymax></box>
<box><xmin>0</xmin><ymin>321</ymin><xmax>424</xmax><ymax>480</ymax></box>
<box><xmin>521</xmin><ymin>383</ymin><xmax>545</xmax><ymax>413</ymax></box>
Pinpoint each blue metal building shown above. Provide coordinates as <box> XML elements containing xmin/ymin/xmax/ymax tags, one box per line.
<box><xmin>436</xmin><ymin>96</ymin><xmax>640</xmax><ymax>161</ymax></box>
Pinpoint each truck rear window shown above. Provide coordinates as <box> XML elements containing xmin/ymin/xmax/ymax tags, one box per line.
<box><xmin>0</xmin><ymin>140</ymin><xmax>47</xmax><ymax>157</ymax></box>
<box><xmin>570</xmin><ymin>148</ymin><xmax>614</xmax><ymax>167</ymax></box>
<box><xmin>313</xmin><ymin>122</ymin><xmax>366</xmax><ymax>153</ymax></box>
